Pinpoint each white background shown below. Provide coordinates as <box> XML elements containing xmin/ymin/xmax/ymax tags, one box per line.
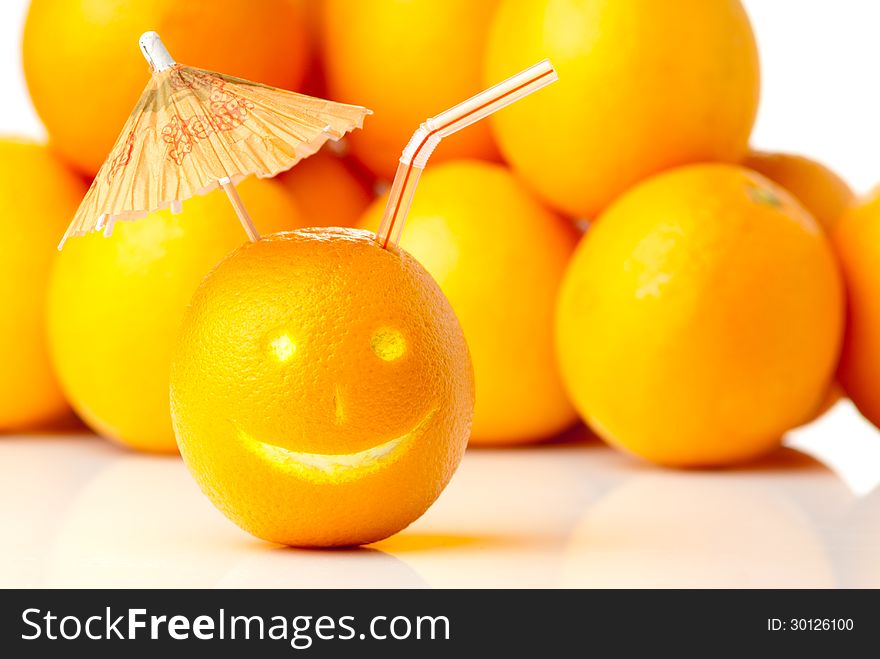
<box><xmin>0</xmin><ymin>0</ymin><xmax>878</xmax><ymax>494</ymax></box>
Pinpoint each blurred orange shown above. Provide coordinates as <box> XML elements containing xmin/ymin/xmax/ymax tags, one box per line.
<box><xmin>277</xmin><ymin>149</ymin><xmax>373</xmax><ymax>227</ymax></box>
<box><xmin>23</xmin><ymin>0</ymin><xmax>311</xmax><ymax>176</ymax></box>
<box><xmin>557</xmin><ymin>164</ymin><xmax>843</xmax><ymax>467</ymax></box>
<box><xmin>321</xmin><ymin>0</ymin><xmax>500</xmax><ymax>180</ymax></box>
<box><xmin>744</xmin><ymin>151</ymin><xmax>854</xmax><ymax>232</ymax></box>
<box><xmin>485</xmin><ymin>0</ymin><xmax>760</xmax><ymax>219</ymax></box>
<box><xmin>833</xmin><ymin>189</ymin><xmax>880</xmax><ymax>429</ymax></box>
<box><xmin>0</xmin><ymin>139</ymin><xmax>86</xmax><ymax>431</ymax></box>
<box><xmin>47</xmin><ymin>179</ymin><xmax>303</xmax><ymax>453</ymax></box>
<box><xmin>743</xmin><ymin>151</ymin><xmax>855</xmax><ymax>422</ymax></box>
<box><xmin>171</xmin><ymin>228</ymin><xmax>473</xmax><ymax>546</ymax></box>
<box><xmin>297</xmin><ymin>0</ymin><xmax>329</xmax><ymax>98</ymax></box>
<box><xmin>743</xmin><ymin>151</ymin><xmax>854</xmax><ymax>423</ymax></box>
<box><xmin>360</xmin><ymin>160</ymin><xmax>579</xmax><ymax>444</ymax></box>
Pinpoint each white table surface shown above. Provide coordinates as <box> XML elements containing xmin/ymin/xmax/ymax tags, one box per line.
<box><xmin>1</xmin><ymin>0</ymin><xmax>879</xmax><ymax>589</ymax></box>
<box><xmin>2</xmin><ymin>401</ymin><xmax>877</xmax><ymax>589</ymax></box>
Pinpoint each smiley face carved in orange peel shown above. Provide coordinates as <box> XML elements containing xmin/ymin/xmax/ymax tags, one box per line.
<box><xmin>170</xmin><ymin>228</ymin><xmax>474</xmax><ymax>547</ymax></box>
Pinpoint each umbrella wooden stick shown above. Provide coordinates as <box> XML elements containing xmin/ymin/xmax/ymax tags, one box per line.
<box><xmin>219</xmin><ymin>177</ymin><xmax>260</xmax><ymax>242</ymax></box>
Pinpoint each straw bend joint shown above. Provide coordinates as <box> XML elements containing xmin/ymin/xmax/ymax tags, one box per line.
<box><xmin>400</xmin><ymin>124</ymin><xmax>443</xmax><ymax>168</ymax></box>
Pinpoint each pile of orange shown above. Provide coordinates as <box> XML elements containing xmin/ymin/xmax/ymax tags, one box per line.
<box><xmin>5</xmin><ymin>0</ymin><xmax>880</xmax><ymax>546</ymax></box>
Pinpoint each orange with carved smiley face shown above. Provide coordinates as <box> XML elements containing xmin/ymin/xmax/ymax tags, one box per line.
<box><xmin>170</xmin><ymin>228</ymin><xmax>474</xmax><ymax>547</ymax></box>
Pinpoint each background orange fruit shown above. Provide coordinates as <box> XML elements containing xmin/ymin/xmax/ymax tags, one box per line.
<box><xmin>170</xmin><ymin>228</ymin><xmax>474</xmax><ymax>546</ymax></box>
<box><xmin>297</xmin><ymin>0</ymin><xmax>329</xmax><ymax>97</ymax></box>
<box><xmin>360</xmin><ymin>160</ymin><xmax>579</xmax><ymax>444</ymax></box>
<box><xmin>276</xmin><ymin>148</ymin><xmax>373</xmax><ymax>228</ymax></box>
<box><xmin>485</xmin><ymin>0</ymin><xmax>760</xmax><ymax>219</ymax></box>
<box><xmin>557</xmin><ymin>164</ymin><xmax>843</xmax><ymax>467</ymax></box>
<box><xmin>321</xmin><ymin>0</ymin><xmax>500</xmax><ymax>180</ymax></box>
<box><xmin>744</xmin><ymin>151</ymin><xmax>854</xmax><ymax>232</ymax></box>
<box><xmin>833</xmin><ymin>189</ymin><xmax>880</xmax><ymax>428</ymax></box>
<box><xmin>47</xmin><ymin>178</ymin><xmax>302</xmax><ymax>453</ymax></box>
<box><xmin>743</xmin><ymin>150</ymin><xmax>854</xmax><ymax>422</ymax></box>
<box><xmin>0</xmin><ymin>139</ymin><xmax>86</xmax><ymax>430</ymax></box>
<box><xmin>23</xmin><ymin>0</ymin><xmax>311</xmax><ymax>176</ymax></box>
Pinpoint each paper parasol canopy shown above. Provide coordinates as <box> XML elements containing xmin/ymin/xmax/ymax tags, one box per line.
<box><xmin>60</xmin><ymin>32</ymin><xmax>371</xmax><ymax>248</ymax></box>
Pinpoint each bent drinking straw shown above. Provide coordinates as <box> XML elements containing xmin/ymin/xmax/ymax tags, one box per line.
<box><xmin>375</xmin><ymin>59</ymin><xmax>558</xmax><ymax>250</ymax></box>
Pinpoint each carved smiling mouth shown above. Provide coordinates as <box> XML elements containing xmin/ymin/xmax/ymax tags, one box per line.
<box><xmin>237</xmin><ymin>408</ymin><xmax>437</xmax><ymax>483</ymax></box>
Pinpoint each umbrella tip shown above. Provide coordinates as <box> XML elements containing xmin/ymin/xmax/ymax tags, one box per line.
<box><xmin>139</xmin><ymin>31</ymin><xmax>176</xmax><ymax>73</ymax></box>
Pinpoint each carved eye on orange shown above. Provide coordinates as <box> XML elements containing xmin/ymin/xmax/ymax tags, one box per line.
<box><xmin>267</xmin><ymin>331</ymin><xmax>297</xmax><ymax>362</ymax></box>
<box><xmin>371</xmin><ymin>327</ymin><xmax>407</xmax><ymax>361</ymax></box>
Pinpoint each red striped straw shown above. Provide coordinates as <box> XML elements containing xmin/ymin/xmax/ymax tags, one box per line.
<box><xmin>375</xmin><ymin>60</ymin><xmax>558</xmax><ymax>250</ymax></box>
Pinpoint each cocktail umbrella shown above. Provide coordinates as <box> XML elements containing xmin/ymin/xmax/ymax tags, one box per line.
<box><xmin>59</xmin><ymin>32</ymin><xmax>370</xmax><ymax>248</ymax></box>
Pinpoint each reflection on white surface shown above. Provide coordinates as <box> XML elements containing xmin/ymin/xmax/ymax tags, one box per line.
<box><xmin>561</xmin><ymin>459</ymin><xmax>836</xmax><ymax>588</ymax></box>
<box><xmin>217</xmin><ymin>548</ymin><xmax>427</xmax><ymax>589</ymax></box>
<box><xmin>46</xmin><ymin>454</ymin><xmax>248</xmax><ymax>588</ymax></box>
<box><xmin>0</xmin><ymin>414</ymin><xmax>878</xmax><ymax>588</ymax></box>
<box><xmin>0</xmin><ymin>436</ymin><xmax>107</xmax><ymax>587</ymax></box>
<box><xmin>373</xmin><ymin>427</ymin><xmax>600</xmax><ymax>588</ymax></box>
<box><xmin>829</xmin><ymin>487</ymin><xmax>880</xmax><ymax>588</ymax></box>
